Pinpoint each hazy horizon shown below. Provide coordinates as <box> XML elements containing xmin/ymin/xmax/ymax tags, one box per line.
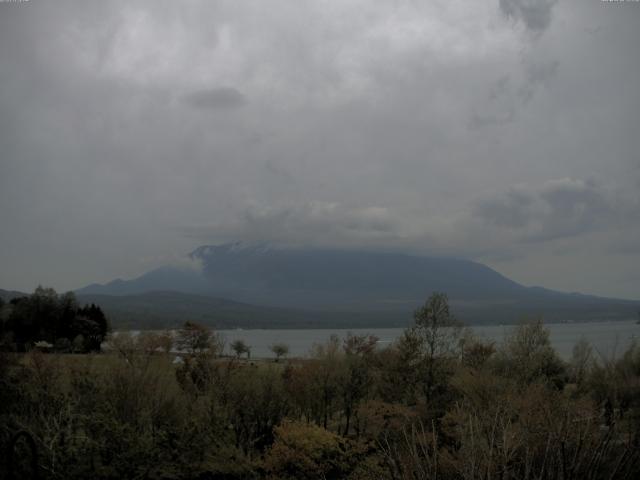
<box><xmin>1</xmin><ymin>1</ymin><xmax>639</xmax><ymax>299</ymax></box>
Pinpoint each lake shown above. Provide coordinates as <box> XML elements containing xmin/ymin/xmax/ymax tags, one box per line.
<box><xmin>216</xmin><ymin>320</ymin><xmax>639</xmax><ymax>360</ymax></box>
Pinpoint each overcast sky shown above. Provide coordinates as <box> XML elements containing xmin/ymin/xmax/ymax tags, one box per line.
<box><xmin>1</xmin><ymin>0</ymin><xmax>639</xmax><ymax>299</ymax></box>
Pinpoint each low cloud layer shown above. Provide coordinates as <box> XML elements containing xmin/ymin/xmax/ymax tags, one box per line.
<box><xmin>184</xmin><ymin>176</ymin><xmax>639</xmax><ymax>266</ymax></box>
<box><xmin>473</xmin><ymin>178</ymin><xmax>621</xmax><ymax>242</ymax></box>
<box><xmin>0</xmin><ymin>0</ymin><xmax>638</xmax><ymax>299</ymax></box>
<box><xmin>185</xmin><ymin>202</ymin><xmax>398</xmax><ymax>248</ymax></box>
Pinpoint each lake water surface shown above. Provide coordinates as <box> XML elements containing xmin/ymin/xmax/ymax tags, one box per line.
<box><xmin>216</xmin><ymin>320</ymin><xmax>639</xmax><ymax>360</ymax></box>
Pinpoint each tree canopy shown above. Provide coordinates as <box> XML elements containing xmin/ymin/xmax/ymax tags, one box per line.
<box><xmin>0</xmin><ymin>286</ymin><xmax>109</xmax><ymax>352</ymax></box>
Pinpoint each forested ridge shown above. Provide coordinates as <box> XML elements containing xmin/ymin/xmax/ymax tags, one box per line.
<box><xmin>1</xmin><ymin>293</ymin><xmax>639</xmax><ymax>479</ymax></box>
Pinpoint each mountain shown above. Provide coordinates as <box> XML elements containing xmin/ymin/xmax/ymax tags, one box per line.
<box><xmin>80</xmin><ymin>243</ymin><xmax>525</xmax><ymax>308</ymax></box>
<box><xmin>76</xmin><ymin>243</ymin><xmax>640</xmax><ymax>326</ymax></box>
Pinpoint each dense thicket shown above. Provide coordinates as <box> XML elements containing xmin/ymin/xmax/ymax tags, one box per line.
<box><xmin>1</xmin><ymin>293</ymin><xmax>638</xmax><ymax>479</ymax></box>
<box><xmin>0</xmin><ymin>287</ymin><xmax>109</xmax><ymax>353</ymax></box>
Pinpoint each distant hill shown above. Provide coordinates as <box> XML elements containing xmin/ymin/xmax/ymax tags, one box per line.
<box><xmin>0</xmin><ymin>288</ymin><xmax>27</xmax><ymax>302</ymax></box>
<box><xmin>75</xmin><ymin>243</ymin><xmax>640</xmax><ymax>327</ymax></box>
<box><xmin>76</xmin><ymin>291</ymin><xmax>405</xmax><ymax>330</ymax></box>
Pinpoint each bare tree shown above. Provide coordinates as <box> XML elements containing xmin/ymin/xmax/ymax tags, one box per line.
<box><xmin>231</xmin><ymin>338</ymin><xmax>250</xmax><ymax>359</ymax></box>
<box><xmin>175</xmin><ymin>321</ymin><xmax>222</xmax><ymax>355</ymax></box>
<box><xmin>270</xmin><ymin>342</ymin><xmax>290</xmax><ymax>362</ymax></box>
<box><xmin>412</xmin><ymin>292</ymin><xmax>461</xmax><ymax>402</ymax></box>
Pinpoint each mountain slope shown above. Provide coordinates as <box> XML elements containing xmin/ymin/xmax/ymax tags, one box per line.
<box><xmin>77</xmin><ymin>266</ymin><xmax>210</xmax><ymax>296</ymax></box>
<box><xmin>187</xmin><ymin>243</ymin><xmax>526</xmax><ymax>309</ymax></box>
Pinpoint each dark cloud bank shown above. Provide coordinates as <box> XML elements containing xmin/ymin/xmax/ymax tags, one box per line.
<box><xmin>183</xmin><ymin>87</ymin><xmax>246</xmax><ymax>110</ymax></box>
<box><xmin>0</xmin><ymin>0</ymin><xmax>638</xmax><ymax>299</ymax></box>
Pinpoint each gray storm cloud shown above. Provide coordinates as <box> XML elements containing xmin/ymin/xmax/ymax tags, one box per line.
<box><xmin>183</xmin><ymin>87</ymin><xmax>246</xmax><ymax>110</ymax></box>
<box><xmin>0</xmin><ymin>0</ymin><xmax>639</xmax><ymax>299</ymax></box>
<box><xmin>499</xmin><ymin>0</ymin><xmax>558</xmax><ymax>33</ymax></box>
